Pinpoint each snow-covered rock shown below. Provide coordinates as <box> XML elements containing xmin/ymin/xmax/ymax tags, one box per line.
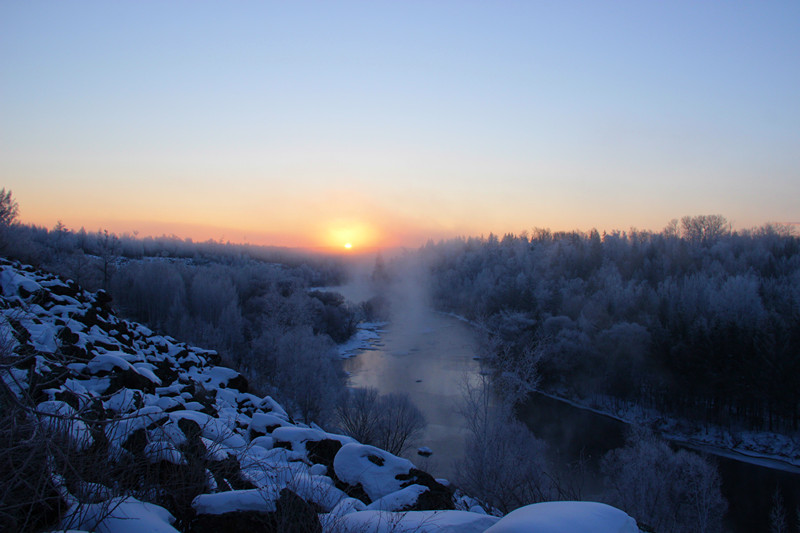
<box><xmin>484</xmin><ymin>501</ymin><xmax>639</xmax><ymax>533</ymax></box>
<box><xmin>334</xmin><ymin>442</ymin><xmax>417</xmax><ymax>501</ymax></box>
<box><xmin>59</xmin><ymin>496</ymin><xmax>178</xmax><ymax>533</ymax></box>
<box><xmin>328</xmin><ymin>509</ymin><xmax>500</xmax><ymax>533</ymax></box>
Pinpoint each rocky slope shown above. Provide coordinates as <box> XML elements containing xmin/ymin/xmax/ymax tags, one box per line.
<box><xmin>0</xmin><ymin>258</ymin><xmax>639</xmax><ymax>532</ymax></box>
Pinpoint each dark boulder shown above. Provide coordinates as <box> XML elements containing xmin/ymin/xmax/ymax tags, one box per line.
<box><xmin>395</xmin><ymin>468</ymin><xmax>454</xmax><ymax>510</ymax></box>
<box><xmin>306</xmin><ymin>438</ymin><xmax>342</xmax><ymax>469</ymax></box>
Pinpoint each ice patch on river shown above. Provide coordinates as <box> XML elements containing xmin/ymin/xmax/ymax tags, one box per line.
<box><xmin>337</xmin><ymin>321</ymin><xmax>387</xmax><ymax>359</ymax></box>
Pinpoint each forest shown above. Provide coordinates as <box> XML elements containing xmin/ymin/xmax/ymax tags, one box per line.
<box><xmin>414</xmin><ymin>216</ymin><xmax>800</xmax><ymax>433</ymax></box>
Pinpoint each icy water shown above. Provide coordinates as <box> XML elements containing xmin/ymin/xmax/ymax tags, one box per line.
<box><xmin>342</xmin><ymin>311</ymin><xmax>481</xmax><ymax>479</ymax></box>
<box><xmin>343</xmin><ymin>310</ymin><xmax>800</xmax><ymax>532</ymax></box>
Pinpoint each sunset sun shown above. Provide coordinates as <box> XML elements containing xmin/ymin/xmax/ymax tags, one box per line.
<box><xmin>321</xmin><ymin>220</ymin><xmax>381</xmax><ymax>251</ymax></box>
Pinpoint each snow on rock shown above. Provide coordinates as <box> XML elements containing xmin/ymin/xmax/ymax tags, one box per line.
<box><xmin>271</xmin><ymin>425</ymin><xmax>324</xmax><ymax>446</ymax></box>
<box><xmin>326</xmin><ymin>496</ymin><xmax>367</xmax><ymax>519</ymax></box>
<box><xmin>485</xmin><ymin>501</ymin><xmax>639</xmax><ymax>533</ymax></box>
<box><xmin>105</xmin><ymin>388</ymin><xmax>140</xmax><ymax>413</ymax></box>
<box><xmin>288</xmin><ymin>472</ymin><xmax>349</xmax><ymax>511</ymax></box>
<box><xmin>250</xmin><ymin>435</ymin><xmax>274</xmax><ymax>450</ymax></box>
<box><xmin>248</xmin><ymin>412</ymin><xmax>289</xmax><ymax>434</ymax></box>
<box><xmin>257</xmin><ymin>395</ymin><xmax>289</xmax><ymax>418</ymax></box>
<box><xmin>192</xmin><ymin>488</ymin><xmax>281</xmax><ymax>515</ymax></box>
<box><xmin>36</xmin><ymin>400</ymin><xmax>93</xmax><ymax>450</ymax></box>
<box><xmin>334</xmin><ymin>442</ymin><xmax>416</xmax><ymax>501</ymax></box>
<box><xmin>168</xmin><ymin>410</ymin><xmax>247</xmax><ymax>449</ymax></box>
<box><xmin>26</xmin><ymin>321</ymin><xmax>58</xmax><ymax>352</ymax></box>
<box><xmin>59</xmin><ymin>496</ymin><xmax>178</xmax><ymax>533</ymax></box>
<box><xmin>105</xmin><ymin>405</ymin><xmax>166</xmax><ymax>446</ymax></box>
<box><xmin>144</xmin><ymin>441</ymin><xmax>186</xmax><ymax>465</ymax></box>
<box><xmin>0</xmin><ymin>268</ymin><xmax>42</xmax><ymax>298</ymax></box>
<box><xmin>185</xmin><ymin>365</ymin><xmax>246</xmax><ymax>391</ymax></box>
<box><xmin>366</xmin><ymin>484</ymin><xmax>430</xmax><ymax>511</ymax></box>
<box><xmin>327</xmin><ymin>509</ymin><xmax>500</xmax><ymax>533</ymax></box>
<box><xmin>270</xmin><ymin>426</ymin><xmax>342</xmax><ymax>453</ymax></box>
<box><xmin>132</xmin><ymin>362</ymin><xmax>162</xmax><ymax>384</ymax></box>
<box><xmin>87</xmin><ymin>353</ymin><xmax>134</xmax><ymax>373</ymax></box>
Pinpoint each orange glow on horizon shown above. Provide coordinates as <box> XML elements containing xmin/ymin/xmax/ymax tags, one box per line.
<box><xmin>321</xmin><ymin>220</ymin><xmax>382</xmax><ymax>251</ymax></box>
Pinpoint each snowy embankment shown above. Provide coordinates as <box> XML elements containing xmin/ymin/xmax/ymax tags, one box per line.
<box><xmin>0</xmin><ymin>259</ymin><xmax>640</xmax><ymax>532</ymax></box>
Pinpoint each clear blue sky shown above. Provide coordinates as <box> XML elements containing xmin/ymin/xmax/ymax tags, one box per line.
<box><xmin>2</xmin><ymin>1</ymin><xmax>798</xmax><ymax>249</ymax></box>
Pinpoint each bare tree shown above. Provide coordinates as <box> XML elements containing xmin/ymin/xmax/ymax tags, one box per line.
<box><xmin>374</xmin><ymin>392</ymin><xmax>426</xmax><ymax>456</ymax></box>
<box><xmin>95</xmin><ymin>229</ymin><xmax>120</xmax><ymax>291</ymax></box>
<box><xmin>335</xmin><ymin>388</ymin><xmax>426</xmax><ymax>456</ymax></box>
<box><xmin>336</xmin><ymin>387</ymin><xmax>381</xmax><ymax>445</ymax></box>
<box><xmin>455</xmin><ymin>372</ymin><xmax>552</xmax><ymax>513</ymax></box>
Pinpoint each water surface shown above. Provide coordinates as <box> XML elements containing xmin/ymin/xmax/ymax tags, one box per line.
<box><xmin>342</xmin><ymin>311</ymin><xmax>481</xmax><ymax>479</ymax></box>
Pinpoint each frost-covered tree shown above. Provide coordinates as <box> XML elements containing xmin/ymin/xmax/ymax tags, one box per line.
<box><xmin>253</xmin><ymin>325</ymin><xmax>341</xmax><ymax>424</ymax></box>
<box><xmin>0</xmin><ymin>188</ymin><xmax>18</xmax><ymax>227</ymax></box>
<box><xmin>769</xmin><ymin>487</ymin><xmax>787</xmax><ymax>533</ymax></box>
<box><xmin>0</xmin><ymin>188</ymin><xmax>19</xmax><ymax>249</ymax></box>
<box><xmin>601</xmin><ymin>429</ymin><xmax>727</xmax><ymax>533</ymax></box>
<box><xmin>680</xmin><ymin>214</ymin><xmax>730</xmax><ymax>244</ymax></box>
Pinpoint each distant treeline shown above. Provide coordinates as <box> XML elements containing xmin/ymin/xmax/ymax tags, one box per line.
<box><xmin>416</xmin><ymin>216</ymin><xmax>800</xmax><ymax>432</ymax></box>
<box><xmin>3</xmin><ymin>220</ymin><xmax>347</xmax><ymax>290</ymax></box>
<box><xmin>1</xmin><ymin>212</ymin><xmax>357</xmax><ymax>424</ymax></box>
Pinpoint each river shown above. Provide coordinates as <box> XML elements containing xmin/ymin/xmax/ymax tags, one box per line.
<box><xmin>341</xmin><ymin>309</ymin><xmax>481</xmax><ymax>479</ymax></box>
<box><xmin>341</xmin><ymin>309</ymin><xmax>800</xmax><ymax>532</ymax></box>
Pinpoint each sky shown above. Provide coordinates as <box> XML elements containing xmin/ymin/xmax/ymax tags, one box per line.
<box><xmin>2</xmin><ymin>1</ymin><xmax>799</xmax><ymax>252</ymax></box>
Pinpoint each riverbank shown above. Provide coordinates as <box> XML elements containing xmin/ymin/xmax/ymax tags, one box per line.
<box><xmin>534</xmin><ymin>389</ymin><xmax>800</xmax><ymax>473</ymax></box>
<box><xmin>436</xmin><ymin>311</ymin><xmax>800</xmax><ymax>473</ymax></box>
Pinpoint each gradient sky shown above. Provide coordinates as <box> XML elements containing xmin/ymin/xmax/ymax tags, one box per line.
<box><xmin>2</xmin><ymin>1</ymin><xmax>799</xmax><ymax>251</ymax></box>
